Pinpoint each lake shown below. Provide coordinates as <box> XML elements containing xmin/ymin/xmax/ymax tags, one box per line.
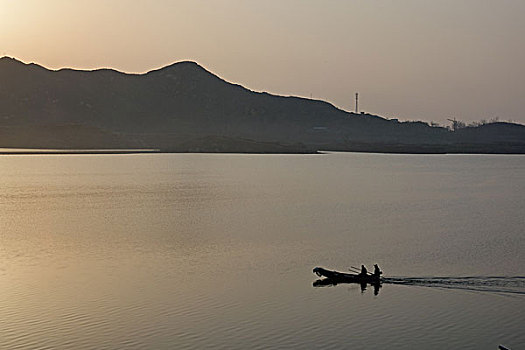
<box><xmin>0</xmin><ymin>152</ymin><xmax>524</xmax><ymax>349</ymax></box>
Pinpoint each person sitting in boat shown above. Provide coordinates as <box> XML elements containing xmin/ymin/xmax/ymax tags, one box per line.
<box><xmin>373</xmin><ymin>264</ymin><xmax>382</xmax><ymax>277</ymax></box>
<box><xmin>359</xmin><ymin>265</ymin><xmax>368</xmax><ymax>277</ymax></box>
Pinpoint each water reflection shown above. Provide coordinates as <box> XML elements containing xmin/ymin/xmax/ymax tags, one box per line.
<box><xmin>313</xmin><ymin>275</ymin><xmax>525</xmax><ymax>296</ymax></box>
<box><xmin>313</xmin><ymin>279</ymin><xmax>382</xmax><ymax>295</ymax></box>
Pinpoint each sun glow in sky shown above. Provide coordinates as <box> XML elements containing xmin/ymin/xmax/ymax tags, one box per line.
<box><xmin>1</xmin><ymin>0</ymin><xmax>525</xmax><ymax>124</ymax></box>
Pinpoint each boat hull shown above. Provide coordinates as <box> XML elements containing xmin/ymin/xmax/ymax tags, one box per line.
<box><xmin>313</xmin><ymin>267</ymin><xmax>381</xmax><ymax>284</ymax></box>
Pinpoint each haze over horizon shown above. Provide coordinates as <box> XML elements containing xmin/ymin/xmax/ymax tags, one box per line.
<box><xmin>2</xmin><ymin>0</ymin><xmax>524</xmax><ymax>125</ymax></box>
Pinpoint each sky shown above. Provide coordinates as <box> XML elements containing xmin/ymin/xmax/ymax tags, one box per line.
<box><xmin>1</xmin><ymin>0</ymin><xmax>525</xmax><ymax>125</ymax></box>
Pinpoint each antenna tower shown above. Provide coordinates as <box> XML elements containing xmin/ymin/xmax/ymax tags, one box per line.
<box><xmin>355</xmin><ymin>93</ymin><xmax>359</xmax><ymax>114</ymax></box>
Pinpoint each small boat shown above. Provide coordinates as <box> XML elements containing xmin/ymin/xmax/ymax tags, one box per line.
<box><xmin>313</xmin><ymin>267</ymin><xmax>381</xmax><ymax>284</ymax></box>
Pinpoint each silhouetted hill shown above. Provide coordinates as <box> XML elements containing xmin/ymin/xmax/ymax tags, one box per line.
<box><xmin>1</xmin><ymin>57</ymin><xmax>524</xmax><ymax>153</ymax></box>
<box><xmin>453</xmin><ymin>122</ymin><xmax>525</xmax><ymax>144</ymax></box>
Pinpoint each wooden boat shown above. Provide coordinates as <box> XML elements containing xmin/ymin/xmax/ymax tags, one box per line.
<box><xmin>313</xmin><ymin>267</ymin><xmax>381</xmax><ymax>284</ymax></box>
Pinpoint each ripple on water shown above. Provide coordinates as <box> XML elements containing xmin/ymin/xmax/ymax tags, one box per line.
<box><xmin>384</xmin><ymin>276</ymin><xmax>525</xmax><ymax>295</ymax></box>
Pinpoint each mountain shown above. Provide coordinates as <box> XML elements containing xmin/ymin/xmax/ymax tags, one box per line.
<box><xmin>1</xmin><ymin>57</ymin><xmax>524</xmax><ymax>153</ymax></box>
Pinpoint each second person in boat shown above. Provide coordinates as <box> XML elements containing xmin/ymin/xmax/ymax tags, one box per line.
<box><xmin>373</xmin><ymin>264</ymin><xmax>382</xmax><ymax>277</ymax></box>
<box><xmin>359</xmin><ymin>265</ymin><xmax>368</xmax><ymax>277</ymax></box>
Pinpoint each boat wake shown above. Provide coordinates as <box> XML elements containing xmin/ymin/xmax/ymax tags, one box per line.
<box><xmin>383</xmin><ymin>276</ymin><xmax>525</xmax><ymax>296</ymax></box>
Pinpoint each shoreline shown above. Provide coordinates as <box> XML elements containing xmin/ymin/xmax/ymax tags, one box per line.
<box><xmin>0</xmin><ymin>149</ymin><xmax>161</xmax><ymax>155</ymax></box>
<box><xmin>1</xmin><ymin>148</ymin><xmax>524</xmax><ymax>156</ymax></box>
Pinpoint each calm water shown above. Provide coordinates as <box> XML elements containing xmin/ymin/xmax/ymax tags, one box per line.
<box><xmin>0</xmin><ymin>152</ymin><xmax>524</xmax><ymax>349</ymax></box>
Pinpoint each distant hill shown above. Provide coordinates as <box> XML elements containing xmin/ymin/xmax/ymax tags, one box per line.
<box><xmin>1</xmin><ymin>56</ymin><xmax>524</xmax><ymax>153</ymax></box>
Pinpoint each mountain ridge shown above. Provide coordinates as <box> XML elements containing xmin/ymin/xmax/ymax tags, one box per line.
<box><xmin>1</xmin><ymin>57</ymin><xmax>524</xmax><ymax>153</ymax></box>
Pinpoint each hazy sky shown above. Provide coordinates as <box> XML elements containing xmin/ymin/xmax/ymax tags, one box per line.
<box><xmin>1</xmin><ymin>0</ymin><xmax>524</xmax><ymax>124</ymax></box>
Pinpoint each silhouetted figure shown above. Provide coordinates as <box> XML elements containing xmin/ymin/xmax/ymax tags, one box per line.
<box><xmin>360</xmin><ymin>265</ymin><xmax>368</xmax><ymax>277</ymax></box>
<box><xmin>373</xmin><ymin>264</ymin><xmax>382</xmax><ymax>277</ymax></box>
